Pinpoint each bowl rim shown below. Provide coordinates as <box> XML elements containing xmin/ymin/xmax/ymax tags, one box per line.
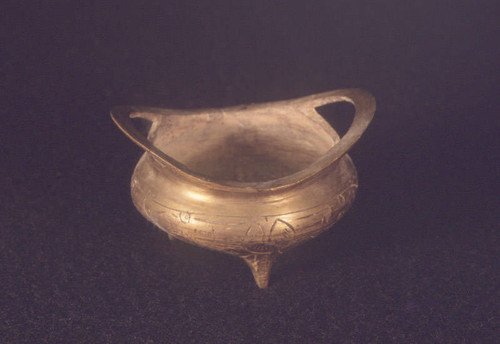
<box><xmin>110</xmin><ymin>88</ymin><xmax>375</xmax><ymax>192</ymax></box>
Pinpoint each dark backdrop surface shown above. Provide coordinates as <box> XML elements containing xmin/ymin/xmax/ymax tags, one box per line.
<box><xmin>1</xmin><ymin>1</ymin><xmax>498</xmax><ymax>342</ymax></box>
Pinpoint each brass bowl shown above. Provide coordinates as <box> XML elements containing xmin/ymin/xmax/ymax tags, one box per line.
<box><xmin>111</xmin><ymin>88</ymin><xmax>375</xmax><ymax>288</ymax></box>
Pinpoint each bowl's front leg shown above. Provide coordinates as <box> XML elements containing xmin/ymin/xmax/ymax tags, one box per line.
<box><xmin>242</xmin><ymin>254</ymin><xmax>276</xmax><ymax>289</ymax></box>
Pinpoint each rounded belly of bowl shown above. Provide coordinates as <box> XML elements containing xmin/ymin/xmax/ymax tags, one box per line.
<box><xmin>131</xmin><ymin>108</ymin><xmax>357</xmax><ymax>256</ymax></box>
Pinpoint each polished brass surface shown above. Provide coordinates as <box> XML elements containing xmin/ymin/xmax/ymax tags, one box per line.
<box><xmin>111</xmin><ymin>89</ymin><xmax>375</xmax><ymax>288</ymax></box>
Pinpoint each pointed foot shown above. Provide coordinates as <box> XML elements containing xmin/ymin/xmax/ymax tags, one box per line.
<box><xmin>242</xmin><ymin>254</ymin><xmax>275</xmax><ymax>288</ymax></box>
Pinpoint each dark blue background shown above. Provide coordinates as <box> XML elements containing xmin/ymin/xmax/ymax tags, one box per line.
<box><xmin>1</xmin><ymin>1</ymin><xmax>498</xmax><ymax>342</ymax></box>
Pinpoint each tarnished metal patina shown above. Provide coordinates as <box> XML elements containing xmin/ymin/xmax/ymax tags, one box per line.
<box><xmin>111</xmin><ymin>89</ymin><xmax>375</xmax><ymax>288</ymax></box>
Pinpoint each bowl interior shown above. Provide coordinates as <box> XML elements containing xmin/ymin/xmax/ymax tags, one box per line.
<box><xmin>152</xmin><ymin>109</ymin><xmax>338</xmax><ymax>182</ymax></box>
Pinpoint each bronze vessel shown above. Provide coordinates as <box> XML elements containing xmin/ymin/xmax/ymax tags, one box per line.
<box><xmin>111</xmin><ymin>88</ymin><xmax>375</xmax><ymax>288</ymax></box>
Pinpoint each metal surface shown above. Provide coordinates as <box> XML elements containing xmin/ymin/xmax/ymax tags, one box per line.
<box><xmin>111</xmin><ymin>88</ymin><xmax>375</xmax><ymax>288</ymax></box>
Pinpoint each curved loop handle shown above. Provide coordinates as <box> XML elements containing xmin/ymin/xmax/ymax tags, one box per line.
<box><xmin>110</xmin><ymin>106</ymin><xmax>191</xmax><ymax>173</ymax></box>
<box><xmin>110</xmin><ymin>89</ymin><xmax>375</xmax><ymax>190</ymax></box>
<box><xmin>303</xmin><ymin>88</ymin><xmax>375</xmax><ymax>171</ymax></box>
